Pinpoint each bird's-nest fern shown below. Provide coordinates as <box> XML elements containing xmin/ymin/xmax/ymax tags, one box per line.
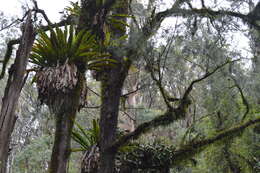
<box><xmin>29</xmin><ymin>25</ymin><xmax>114</xmax><ymax>110</ymax></box>
<box><xmin>30</xmin><ymin>25</ymin><xmax>113</xmax><ymax>69</ymax></box>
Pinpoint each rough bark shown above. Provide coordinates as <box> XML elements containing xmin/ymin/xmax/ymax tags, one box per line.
<box><xmin>249</xmin><ymin>3</ymin><xmax>260</xmax><ymax>131</ymax></box>
<box><xmin>97</xmin><ymin>1</ymin><xmax>130</xmax><ymax>172</ymax></box>
<box><xmin>77</xmin><ymin>1</ymin><xmax>130</xmax><ymax>172</ymax></box>
<box><xmin>98</xmin><ymin>62</ymin><xmax>130</xmax><ymax>173</ymax></box>
<box><xmin>0</xmin><ymin>12</ymin><xmax>35</xmax><ymax>173</ymax></box>
<box><xmin>48</xmin><ymin>73</ymin><xmax>86</xmax><ymax>173</ymax></box>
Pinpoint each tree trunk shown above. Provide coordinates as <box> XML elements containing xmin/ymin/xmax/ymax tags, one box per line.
<box><xmin>126</xmin><ymin>72</ymin><xmax>139</xmax><ymax>132</ymax></box>
<box><xmin>98</xmin><ymin>62</ymin><xmax>130</xmax><ymax>173</ymax></box>
<box><xmin>98</xmin><ymin>1</ymin><xmax>129</xmax><ymax>172</ymax></box>
<box><xmin>48</xmin><ymin>106</ymin><xmax>76</xmax><ymax>173</ymax></box>
<box><xmin>77</xmin><ymin>1</ymin><xmax>130</xmax><ymax>172</ymax></box>
<box><xmin>0</xmin><ymin>12</ymin><xmax>35</xmax><ymax>173</ymax></box>
<box><xmin>49</xmin><ymin>74</ymin><xmax>86</xmax><ymax>173</ymax></box>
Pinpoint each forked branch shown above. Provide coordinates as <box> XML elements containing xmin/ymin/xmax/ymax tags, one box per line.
<box><xmin>109</xmin><ymin>59</ymin><xmax>236</xmax><ymax>151</ymax></box>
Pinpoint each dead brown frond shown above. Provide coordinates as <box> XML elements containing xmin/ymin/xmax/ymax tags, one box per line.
<box><xmin>35</xmin><ymin>62</ymin><xmax>87</xmax><ymax>113</ymax></box>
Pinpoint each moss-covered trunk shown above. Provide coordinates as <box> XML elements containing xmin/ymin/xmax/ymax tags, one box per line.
<box><xmin>77</xmin><ymin>1</ymin><xmax>129</xmax><ymax>172</ymax></box>
<box><xmin>49</xmin><ymin>107</ymin><xmax>76</xmax><ymax>173</ymax></box>
<box><xmin>48</xmin><ymin>99</ymin><xmax>78</xmax><ymax>172</ymax></box>
<box><xmin>98</xmin><ymin>62</ymin><xmax>130</xmax><ymax>173</ymax></box>
<box><xmin>48</xmin><ymin>73</ymin><xmax>86</xmax><ymax>173</ymax></box>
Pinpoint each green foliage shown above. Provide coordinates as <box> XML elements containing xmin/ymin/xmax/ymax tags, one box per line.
<box><xmin>106</xmin><ymin>16</ymin><xmax>130</xmax><ymax>33</ymax></box>
<box><xmin>71</xmin><ymin>119</ymin><xmax>100</xmax><ymax>151</ymax></box>
<box><xmin>64</xmin><ymin>1</ymin><xmax>80</xmax><ymax>16</ymax></box>
<box><xmin>136</xmin><ymin>107</ymin><xmax>163</xmax><ymax>124</ymax></box>
<box><xmin>13</xmin><ymin>135</ymin><xmax>52</xmax><ymax>173</ymax></box>
<box><xmin>30</xmin><ymin>25</ymin><xmax>114</xmax><ymax>69</ymax></box>
<box><xmin>71</xmin><ymin>118</ymin><xmax>138</xmax><ymax>153</ymax></box>
<box><xmin>119</xmin><ymin>141</ymin><xmax>176</xmax><ymax>171</ymax></box>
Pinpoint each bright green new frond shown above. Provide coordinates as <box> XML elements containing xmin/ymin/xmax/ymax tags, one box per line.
<box><xmin>108</xmin><ymin>18</ymin><xmax>130</xmax><ymax>27</ymax></box>
<box><xmin>71</xmin><ymin>119</ymin><xmax>100</xmax><ymax>151</ymax></box>
<box><xmin>110</xmin><ymin>14</ymin><xmax>134</xmax><ymax>18</ymax></box>
<box><xmin>30</xmin><ymin>25</ymin><xmax>110</xmax><ymax>68</ymax></box>
<box><xmin>71</xmin><ymin>130</ymin><xmax>90</xmax><ymax>149</ymax></box>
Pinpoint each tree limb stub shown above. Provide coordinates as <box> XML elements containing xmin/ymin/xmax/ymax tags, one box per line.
<box><xmin>0</xmin><ymin>39</ymin><xmax>20</xmax><ymax>79</ymax></box>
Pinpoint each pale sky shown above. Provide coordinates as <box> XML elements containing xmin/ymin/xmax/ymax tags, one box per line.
<box><xmin>0</xmin><ymin>0</ymin><xmax>76</xmax><ymax>22</ymax></box>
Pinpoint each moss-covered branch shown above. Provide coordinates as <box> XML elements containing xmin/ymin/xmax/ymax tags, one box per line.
<box><xmin>230</xmin><ymin>77</ymin><xmax>250</xmax><ymax>121</ymax></box>
<box><xmin>155</xmin><ymin>6</ymin><xmax>260</xmax><ymax>30</ymax></box>
<box><xmin>172</xmin><ymin>117</ymin><xmax>260</xmax><ymax>164</ymax></box>
<box><xmin>119</xmin><ymin>117</ymin><xmax>260</xmax><ymax>170</ymax></box>
<box><xmin>126</xmin><ymin>0</ymin><xmax>258</xmax><ymax>63</ymax></box>
<box><xmin>110</xmin><ymin>60</ymin><xmax>239</xmax><ymax>152</ymax></box>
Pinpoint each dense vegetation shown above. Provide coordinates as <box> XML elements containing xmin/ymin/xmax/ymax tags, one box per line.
<box><xmin>0</xmin><ymin>0</ymin><xmax>260</xmax><ymax>173</ymax></box>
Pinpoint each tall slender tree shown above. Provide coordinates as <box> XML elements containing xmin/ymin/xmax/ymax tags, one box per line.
<box><xmin>0</xmin><ymin>12</ymin><xmax>35</xmax><ymax>173</ymax></box>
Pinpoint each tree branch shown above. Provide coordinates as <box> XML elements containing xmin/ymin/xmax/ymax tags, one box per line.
<box><xmin>32</xmin><ymin>0</ymin><xmax>52</xmax><ymax>25</ymax></box>
<box><xmin>0</xmin><ymin>10</ymin><xmax>30</xmax><ymax>31</ymax></box>
<box><xmin>157</xmin><ymin>7</ymin><xmax>260</xmax><ymax>30</ymax></box>
<box><xmin>126</xmin><ymin>0</ymin><xmax>259</xmax><ymax>63</ymax></box>
<box><xmin>147</xmin><ymin>60</ymin><xmax>172</xmax><ymax>109</ymax></box>
<box><xmin>110</xmin><ymin>108</ymin><xmax>176</xmax><ymax>151</ymax></box>
<box><xmin>0</xmin><ymin>39</ymin><xmax>20</xmax><ymax>79</ymax></box>
<box><xmin>230</xmin><ymin>77</ymin><xmax>250</xmax><ymax>121</ymax></box>
<box><xmin>172</xmin><ymin>117</ymin><xmax>260</xmax><ymax>164</ymax></box>
<box><xmin>126</xmin><ymin>0</ymin><xmax>189</xmax><ymax>60</ymax></box>
<box><xmin>144</xmin><ymin>36</ymin><xmax>176</xmax><ymax>109</ymax></box>
<box><xmin>39</xmin><ymin>17</ymin><xmax>72</xmax><ymax>31</ymax></box>
<box><xmin>109</xmin><ymin>60</ymin><xmax>235</xmax><ymax>152</ymax></box>
<box><xmin>122</xmin><ymin>117</ymin><xmax>260</xmax><ymax>170</ymax></box>
<box><xmin>182</xmin><ymin>60</ymin><xmax>238</xmax><ymax>100</ymax></box>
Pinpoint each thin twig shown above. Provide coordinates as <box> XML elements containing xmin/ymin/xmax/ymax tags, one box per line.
<box><xmin>230</xmin><ymin>77</ymin><xmax>250</xmax><ymax>121</ymax></box>
<box><xmin>121</xmin><ymin>110</ymin><xmax>136</xmax><ymax>122</ymax></box>
<box><xmin>182</xmin><ymin>59</ymin><xmax>240</xmax><ymax>100</ymax></box>
<box><xmin>86</xmin><ymin>86</ymin><xmax>100</xmax><ymax>97</ymax></box>
<box><xmin>32</xmin><ymin>0</ymin><xmax>52</xmax><ymax>25</ymax></box>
